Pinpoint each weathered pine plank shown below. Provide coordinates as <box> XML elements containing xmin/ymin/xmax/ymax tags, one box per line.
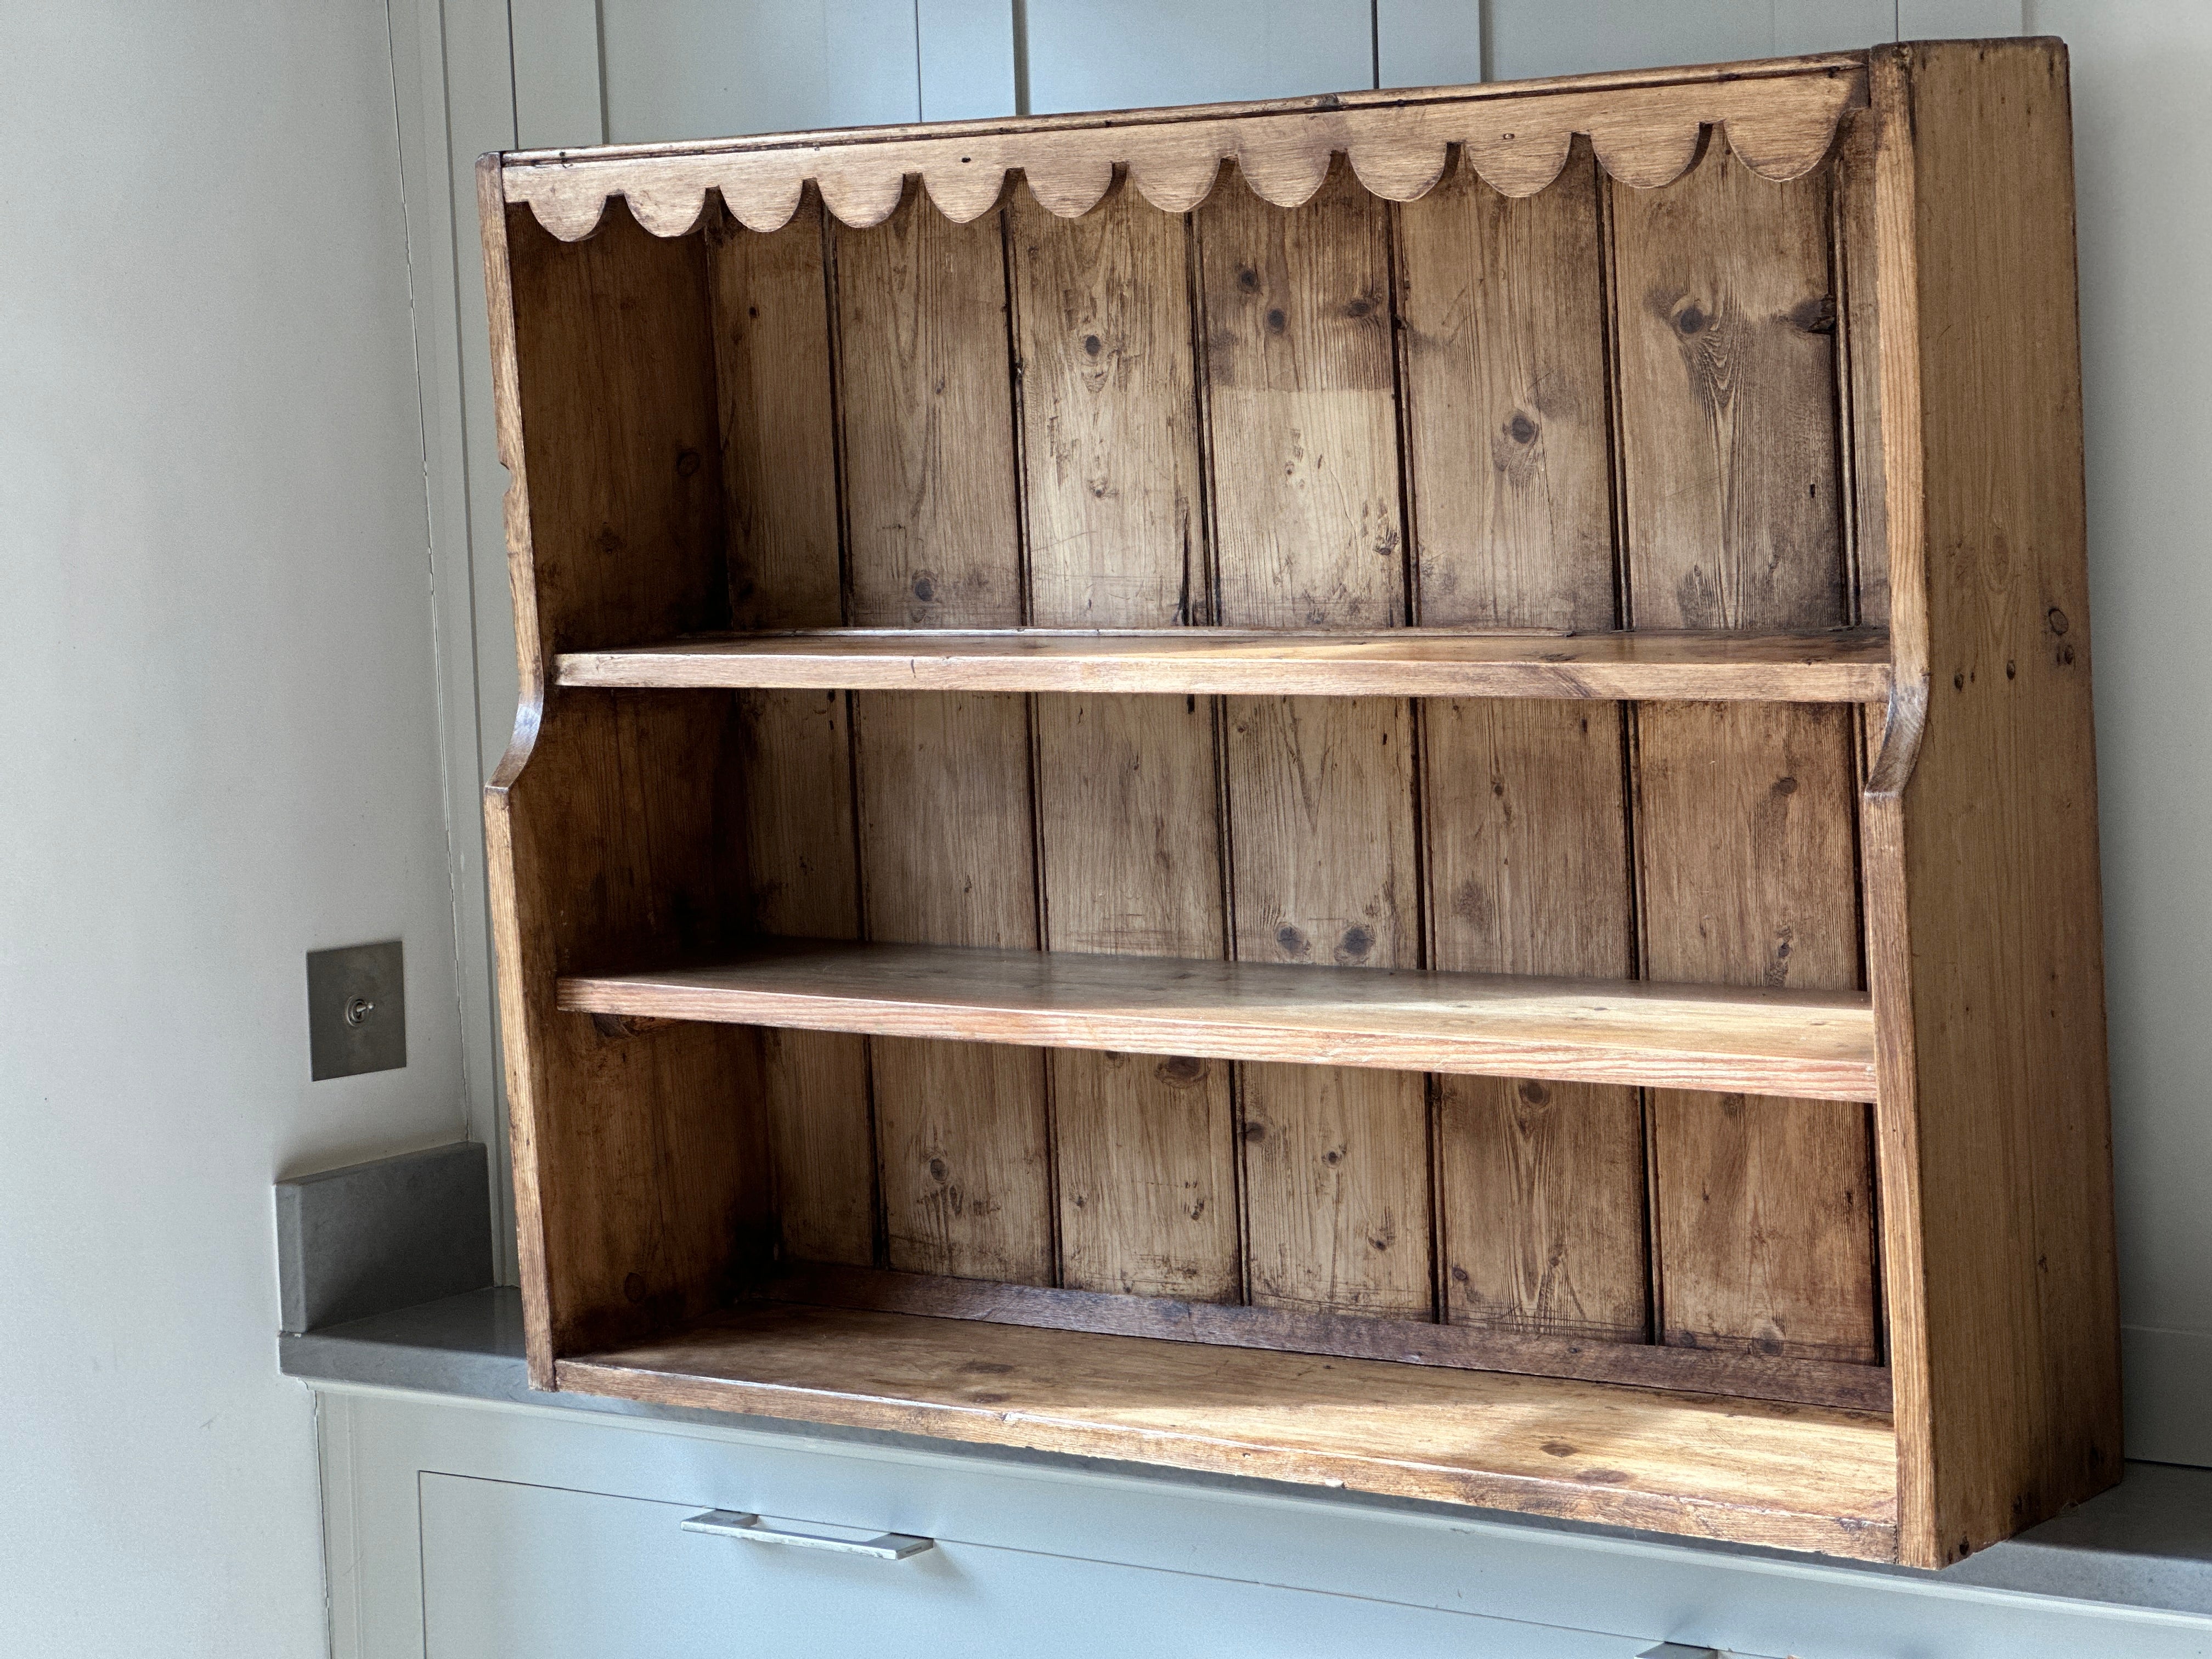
<box><xmin>1397</xmin><ymin>140</ymin><xmax>1648</xmax><ymax>1345</ymax></box>
<box><xmin>1007</xmin><ymin>177</ymin><xmax>1239</xmax><ymax>1302</ymax></box>
<box><xmin>557</xmin><ymin>625</ymin><xmax>1893</xmax><ymax>701</ymax></box>
<box><xmin>1201</xmin><ymin>157</ymin><xmax>1430</xmax><ymax>1319</ymax></box>
<box><xmin>836</xmin><ymin>184</ymin><xmax>1051</xmax><ymax>1285</ymax></box>
<box><xmin>558</xmin><ymin>1302</ymin><xmax>1901</xmax><ymax>1561</ymax></box>
<box><xmin>558</xmin><ymin>940</ymin><xmax>1881</xmax><ymax>1101</ymax></box>
<box><xmin>708</xmin><ymin>196</ymin><xmax>873</xmax><ymax>1267</ymax></box>
<box><xmin>1610</xmin><ymin>134</ymin><xmax>1878</xmax><ymax>1364</ymax></box>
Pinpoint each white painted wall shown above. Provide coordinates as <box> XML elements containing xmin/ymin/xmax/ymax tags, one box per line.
<box><xmin>0</xmin><ymin>4</ymin><xmax>467</xmax><ymax>1654</ymax></box>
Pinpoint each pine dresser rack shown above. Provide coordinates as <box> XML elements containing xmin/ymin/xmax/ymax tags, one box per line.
<box><xmin>479</xmin><ymin>37</ymin><xmax>2118</xmax><ymax>1566</ymax></box>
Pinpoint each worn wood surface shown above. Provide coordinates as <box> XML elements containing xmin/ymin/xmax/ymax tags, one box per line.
<box><xmin>557</xmin><ymin>625</ymin><xmax>1892</xmax><ymax>700</ymax></box>
<box><xmin>560</xmin><ymin>1304</ymin><xmax>1899</xmax><ymax>1560</ymax></box>
<box><xmin>1201</xmin><ymin>158</ymin><xmax>1429</xmax><ymax>1319</ymax></box>
<box><xmin>1397</xmin><ymin>137</ymin><xmax>1647</xmax><ymax>1346</ymax></box>
<box><xmin>499</xmin><ymin>54</ymin><xmax>1867</xmax><ymax>238</ymax></box>
<box><xmin>761</xmin><ymin>1263</ymin><xmax>1892</xmax><ymax>1412</ymax></box>
<box><xmin>480</xmin><ymin>44</ymin><xmax>2116</xmax><ymax>1565</ymax></box>
<box><xmin>836</xmin><ymin>185</ymin><xmax>1051</xmax><ymax>1286</ymax></box>
<box><xmin>1609</xmin><ymin>133</ymin><xmax>1880</xmax><ymax>1367</ymax></box>
<box><xmin>1008</xmin><ymin>178</ymin><xmax>1239</xmax><ymax>1303</ymax></box>
<box><xmin>1864</xmin><ymin>38</ymin><xmax>2119</xmax><ymax>1567</ymax></box>
<box><xmin>707</xmin><ymin>196</ymin><xmax>874</xmax><ymax>1267</ymax></box>
<box><xmin>484</xmin><ymin>189</ymin><xmax>763</xmax><ymax>1383</ymax></box>
<box><xmin>558</xmin><ymin>941</ymin><xmax>1878</xmax><ymax>1101</ymax></box>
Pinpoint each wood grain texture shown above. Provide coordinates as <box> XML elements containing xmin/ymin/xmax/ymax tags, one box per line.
<box><xmin>1398</xmin><ymin>135</ymin><xmax>1646</xmax><ymax>1346</ymax></box>
<box><xmin>560</xmin><ymin>1303</ymin><xmax>1899</xmax><ymax>1560</ymax></box>
<box><xmin>708</xmin><ymin>194</ymin><xmax>841</xmax><ymax>631</ymax></box>
<box><xmin>499</xmin><ymin>55</ymin><xmax>1869</xmax><ymax>238</ymax></box>
<box><xmin>1865</xmin><ymin>39</ymin><xmax>2119</xmax><ymax>1566</ymax></box>
<box><xmin>764</xmin><ymin>1263</ymin><xmax>1892</xmax><ymax>1411</ymax></box>
<box><xmin>1636</xmin><ymin>703</ymin><xmax>1874</xmax><ymax>1364</ymax></box>
<box><xmin>1609</xmin><ymin>133</ymin><xmax>1880</xmax><ymax>1367</ymax></box>
<box><xmin>836</xmin><ymin>185</ymin><xmax>1050</xmax><ymax>1285</ymax></box>
<box><xmin>1202</xmin><ymin>156</ymin><xmax>1427</xmax><ymax>1319</ymax></box>
<box><xmin>708</xmin><ymin>195</ymin><xmax>873</xmax><ymax>1266</ymax></box>
<box><xmin>558</xmin><ymin>626</ymin><xmax>1892</xmax><ymax>700</ymax></box>
<box><xmin>1009</xmin><ymin>178</ymin><xmax>1237</xmax><ymax>1302</ymax></box>
<box><xmin>487</xmin><ymin>191</ymin><xmax>764</xmax><ymax>1384</ymax></box>
<box><xmin>558</xmin><ymin>941</ymin><xmax>1879</xmax><ymax>1101</ymax></box>
<box><xmin>1397</xmin><ymin>142</ymin><xmax>1615</xmax><ymax>630</ymax></box>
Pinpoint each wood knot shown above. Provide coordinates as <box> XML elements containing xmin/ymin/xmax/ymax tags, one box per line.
<box><xmin>1505</xmin><ymin>411</ymin><xmax>1538</xmax><ymax>444</ymax></box>
<box><xmin>1266</xmin><ymin>308</ymin><xmax>1287</xmax><ymax>334</ymax></box>
<box><xmin>1082</xmin><ymin>334</ymin><xmax>1102</xmax><ymax>356</ymax></box>
<box><xmin>623</xmin><ymin>1273</ymin><xmax>646</xmax><ymax>1304</ymax></box>
<box><xmin>1517</xmin><ymin>1080</ymin><xmax>1550</xmax><ymax>1106</ymax></box>
<box><xmin>675</xmin><ymin>447</ymin><xmax>702</xmax><ymax>478</ymax></box>
<box><xmin>912</xmin><ymin>572</ymin><xmax>938</xmax><ymax>602</ymax></box>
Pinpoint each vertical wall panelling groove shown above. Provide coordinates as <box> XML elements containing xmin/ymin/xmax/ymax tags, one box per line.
<box><xmin>1608</xmin><ymin>132</ymin><xmax>1880</xmax><ymax>1366</ymax></box>
<box><xmin>835</xmin><ymin>182</ymin><xmax>1052</xmax><ymax>1285</ymax></box>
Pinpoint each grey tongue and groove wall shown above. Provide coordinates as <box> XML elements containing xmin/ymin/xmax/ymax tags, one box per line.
<box><xmin>409</xmin><ymin>0</ymin><xmax>2211</xmax><ymax>1466</ymax></box>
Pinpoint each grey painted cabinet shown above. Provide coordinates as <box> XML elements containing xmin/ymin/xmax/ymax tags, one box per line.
<box><xmin>420</xmin><ymin>1473</ymin><xmax>1625</xmax><ymax>1657</ymax></box>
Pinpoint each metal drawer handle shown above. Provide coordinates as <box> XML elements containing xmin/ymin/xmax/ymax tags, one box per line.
<box><xmin>681</xmin><ymin>1509</ymin><xmax>934</xmax><ymax>1561</ymax></box>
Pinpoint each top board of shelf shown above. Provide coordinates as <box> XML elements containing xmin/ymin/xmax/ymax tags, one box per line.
<box><xmin>496</xmin><ymin>51</ymin><xmax>1868</xmax><ymax>238</ymax></box>
<box><xmin>556</xmin><ymin>627</ymin><xmax>1892</xmax><ymax>702</ymax></box>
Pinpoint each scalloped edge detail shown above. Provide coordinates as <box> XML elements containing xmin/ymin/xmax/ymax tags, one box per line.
<box><xmin>506</xmin><ymin>65</ymin><xmax>1865</xmax><ymax>241</ymax></box>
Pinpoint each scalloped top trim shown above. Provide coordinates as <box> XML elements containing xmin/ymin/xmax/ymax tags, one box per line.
<box><xmin>503</xmin><ymin>58</ymin><xmax>1867</xmax><ymax>241</ymax></box>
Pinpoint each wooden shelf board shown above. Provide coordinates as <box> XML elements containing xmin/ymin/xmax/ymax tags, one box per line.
<box><xmin>557</xmin><ymin>1303</ymin><xmax>1900</xmax><ymax>1559</ymax></box>
<box><xmin>766</xmin><ymin>1263</ymin><xmax>1894</xmax><ymax>1413</ymax></box>
<box><xmin>555</xmin><ymin>627</ymin><xmax>1892</xmax><ymax>702</ymax></box>
<box><xmin>557</xmin><ymin>940</ymin><xmax>1878</xmax><ymax>1101</ymax></box>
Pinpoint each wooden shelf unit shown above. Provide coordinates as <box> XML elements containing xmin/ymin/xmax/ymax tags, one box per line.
<box><xmin>480</xmin><ymin>40</ymin><xmax>2118</xmax><ymax>1568</ymax></box>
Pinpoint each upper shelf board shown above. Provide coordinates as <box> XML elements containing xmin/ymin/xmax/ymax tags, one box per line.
<box><xmin>558</xmin><ymin>940</ymin><xmax>1878</xmax><ymax>1102</ymax></box>
<box><xmin>556</xmin><ymin>627</ymin><xmax>1892</xmax><ymax>702</ymax></box>
<box><xmin>496</xmin><ymin>52</ymin><xmax>1868</xmax><ymax>238</ymax></box>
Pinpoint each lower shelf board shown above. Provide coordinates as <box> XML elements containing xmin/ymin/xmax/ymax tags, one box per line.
<box><xmin>557</xmin><ymin>939</ymin><xmax>1878</xmax><ymax>1101</ymax></box>
<box><xmin>556</xmin><ymin>1304</ymin><xmax>1900</xmax><ymax>1560</ymax></box>
<box><xmin>761</xmin><ymin>1264</ymin><xmax>1892</xmax><ymax>1413</ymax></box>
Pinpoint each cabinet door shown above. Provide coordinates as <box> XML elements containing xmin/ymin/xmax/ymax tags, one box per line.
<box><xmin>418</xmin><ymin>1472</ymin><xmax>1627</xmax><ymax>1658</ymax></box>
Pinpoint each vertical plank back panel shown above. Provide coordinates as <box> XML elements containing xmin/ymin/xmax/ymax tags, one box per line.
<box><xmin>708</xmin><ymin>196</ymin><xmax>874</xmax><ymax>1268</ymax></box>
<box><xmin>1609</xmin><ymin>139</ymin><xmax>1878</xmax><ymax>1364</ymax></box>
<box><xmin>1396</xmin><ymin>145</ymin><xmax>1648</xmax><ymax>1345</ymax></box>
<box><xmin>1009</xmin><ymin>178</ymin><xmax>1240</xmax><ymax>1302</ymax></box>
<box><xmin>493</xmin><ymin>202</ymin><xmax>765</xmax><ymax>1376</ymax></box>
<box><xmin>1201</xmin><ymin>160</ymin><xmax>1429</xmax><ymax>1319</ymax></box>
<box><xmin>835</xmin><ymin>184</ymin><xmax>1052</xmax><ymax>1285</ymax></box>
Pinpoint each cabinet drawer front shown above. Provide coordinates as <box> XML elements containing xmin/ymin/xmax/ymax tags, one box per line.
<box><xmin>419</xmin><ymin>1473</ymin><xmax>1630</xmax><ymax>1658</ymax></box>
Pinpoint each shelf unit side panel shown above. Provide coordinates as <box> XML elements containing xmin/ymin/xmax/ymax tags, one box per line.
<box><xmin>494</xmin><ymin>202</ymin><xmax>770</xmax><ymax>1369</ymax></box>
<box><xmin>1607</xmin><ymin>138</ymin><xmax>1882</xmax><ymax>1367</ymax></box>
<box><xmin>1396</xmin><ymin>142</ymin><xmax>1650</xmax><ymax>1346</ymax></box>
<box><xmin>1873</xmin><ymin>37</ymin><xmax>2119</xmax><ymax>1566</ymax></box>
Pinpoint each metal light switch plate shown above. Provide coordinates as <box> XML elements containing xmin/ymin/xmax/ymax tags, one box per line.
<box><xmin>307</xmin><ymin>940</ymin><xmax>407</xmax><ymax>1080</ymax></box>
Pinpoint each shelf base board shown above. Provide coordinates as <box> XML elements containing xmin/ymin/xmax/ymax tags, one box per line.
<box><xmin>556</xmin><ymin>1302</ymin><xmax>1899</xmax><ymax>1560</ymax></box>
<box><xmin>761</xmin><ymin>1263</ymin><xmax>1892</xmax><ymax>1413</ymax></box>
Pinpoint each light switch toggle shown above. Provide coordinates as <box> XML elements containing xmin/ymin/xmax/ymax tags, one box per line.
<box><xmin>307</xmin><ymin>941</ymin><xmax>407</xmax><ymax>1080</ymax></box>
